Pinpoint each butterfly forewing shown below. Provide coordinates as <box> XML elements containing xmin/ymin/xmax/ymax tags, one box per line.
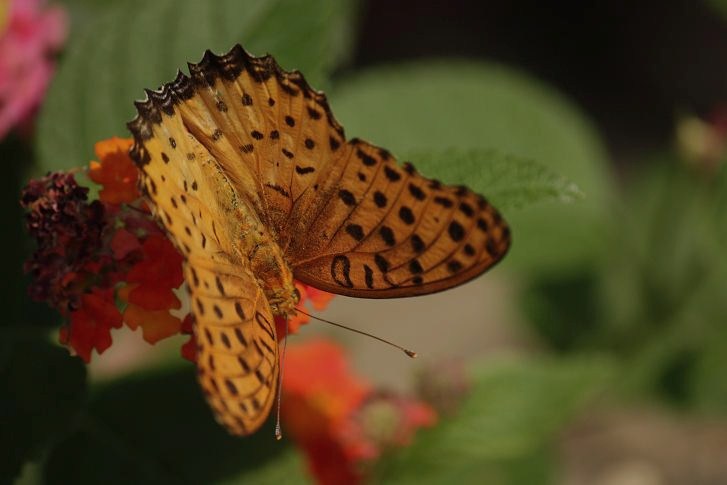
<box><xmin>174</xmin><ymin>47</ymin><xmax>348</xmax><ymax>245</ymax></box>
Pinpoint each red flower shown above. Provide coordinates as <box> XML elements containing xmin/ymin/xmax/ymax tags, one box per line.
<box><xmin>88</xmin><ymin>137</ymin><xmax>139</xmax><ymax>205</ymax></box>
<box><xmin>180</xmin><ymin>314</ymin><xmax>197</xmax><ymax>362</ymax></box>
<box><xmin>282</xmin><ymin>339</ymin><xmax>372</xmax><ymax>485</ymax></box>
<box><xmin>352</xmin><ymin>393</ymin><xmax>437</xmax><ymax>451</ymax></box>
<box><xmin>110</xmin><ymin>228</ymin><xmax>141</xmax><ymax>260</ymax></box>
<box><xmin>125</xmin><ymin>234</ymin><xmax>183</xmax><ymax>311</ymax></box>
<box><xmin>60</xmin><ymin>288</ymin><xmax>123</xmax><ymax>363</ymax></box>
<box><xmin>304</xmin><ymin>285</ymin><xmax>336</xmax><ymax>311</ymax></box>
<box><xmin>281</xmin><ymin>339</ymin><xmax>436</xmax><ymax>485</ymax></box>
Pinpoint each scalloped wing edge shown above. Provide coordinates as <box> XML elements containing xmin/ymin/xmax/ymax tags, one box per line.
<box><xmin>126</xmin><ymin>44</ymin><xmax>345</xmax><ymax>167</ymax></box>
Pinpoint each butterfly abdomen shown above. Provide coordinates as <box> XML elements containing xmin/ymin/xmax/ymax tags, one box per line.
<box><xmin>245</xmin><ymin>232</ymin><xmax>298</xmax><ymax>315</ymax></box>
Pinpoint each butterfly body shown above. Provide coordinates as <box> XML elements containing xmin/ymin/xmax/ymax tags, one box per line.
<box><xmin>128</xmin><ymin>45</ymin><xmax>510</xmax><ymax>435</ymax></box>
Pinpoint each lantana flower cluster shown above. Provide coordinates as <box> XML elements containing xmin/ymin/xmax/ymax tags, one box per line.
<box><xmin>21</xmin><ymin>137</ymin><xmax>185</xmax><ymax>361</ymax></box>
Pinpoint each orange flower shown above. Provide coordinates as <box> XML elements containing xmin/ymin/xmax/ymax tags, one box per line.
<box><xmin>282</xmin><ymin>339</ymin><xmax>372</xmax><ymax>485</ymax></box>
<box><xmin>122</xmin><ymin>300</ymin><xmax>182</xmax><ymax>344</ymax></box>
<box><xmin>283</xmin><ymin>339</ymin><xmax>371</xmax><ymax>414</ymax></box>
<box><xmin>88</xmin><ymin>137</ymin><xmax>139</xmax><ymax>205</ymax></box>
<box><xmin>275</xmin><ymin>282</ymin><xmax>335</xmax><ymax>340</ymax></box>
<box><xmin>281</xmin><ymin>339</ymin><xmax>437</xmax><ymax>484</ymax></box>
<box><xmin>60</xmin><ymin>288</ymin><xmax>123</xmax><ymax>362</ymax></box>
<box><xmin>305</xmin><ymin>285</ymin><xmax>336</xmax><ymax>311</ymax></box>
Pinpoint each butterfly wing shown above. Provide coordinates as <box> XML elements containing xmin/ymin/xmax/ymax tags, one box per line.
<box><xmin>128</xmin><ymin>102</ymin><xmax>278</xmax><ymax>435</ymax></box>
<box><xmin>133</xmin><ymin>45</ymin><xmax>510</xmax><ymax>299</ymax></box>
<box><xmin>164</xmin><ymin>46</ymin><xmax>349</xmax><ymax>247</ymax></box>
<box><xmin>288</xmin><ymin>139</ymin><xmax>512</xmax><ymax>298</ymax></box>
<box><xmin>188</xmin><ymin>256</ymin><xmax>278</xmax><ymax>435</ymax></box>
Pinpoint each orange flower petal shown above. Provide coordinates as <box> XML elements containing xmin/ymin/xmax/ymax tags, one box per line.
<box><xmin>93</xmin><ymin>137</ymin><xmax>133</xmax><ymax>159</ymax></box>
<box><xmin>88</xmin><ymin>137</ymin><xmax>139</xmax><ymax>205</ymax></box>
<box><xmin>123</xmin><ymin>303</ymin><xmax>182</xmax><ymax>344</ymax></box>
<box><xmin>303</xmin><ymin>285</ymin><xmax>335</xmax><ymax>311</ymax></box>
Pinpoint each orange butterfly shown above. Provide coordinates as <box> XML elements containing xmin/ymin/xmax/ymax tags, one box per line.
<box><xmin>127</xmin><ymin>45</ymin><xmax>511</xmax><ymax>435</ymax></box>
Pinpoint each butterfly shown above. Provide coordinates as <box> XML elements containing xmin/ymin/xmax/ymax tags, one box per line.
<box><xmin>127</xmin><ymin>44</ymin><xmax>511</xmax><ymax>436</ymax></box>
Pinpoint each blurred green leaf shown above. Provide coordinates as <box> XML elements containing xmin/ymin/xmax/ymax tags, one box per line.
<box><xmin>331</xmin><ymin>62</ymin><xmax>613</xmax><ymax>276</ymax></box>
<box><xmin>218</xmin><ymin>449</ymin><xmax>311</xmax><ymax>485</ymax></box>
<box><xmin>377</xmin><ymin>356</ymin><xmax>613</xmax><ymax>483</ymax></box>
<box><xmin>43</xmin><ymin>365</ymin><xmax>294</xmax><ymax>484</ymax></box>
<box><xmin>37</xmin><ymin>0</ymin><xmax>357</xmax><ymax>173</ymax></box>
<box><xmin>409</xmin><ymin>149</ymin><xmax>583</xmax><ymax>211</ymax></box>
<box><xmin>583</xmin><ymin>159</ymin><xmax>727</xmax><ymax>404</ymax></box>
<box><xmin>0</xmin><ymin>329</ymin><xmax>87</xmax><ymax>483</ymax></box>
<box><xmin>691</xmin><ymin>319</ymin><xmax>727</xmax><ymax>414</ymax></box>
<box><xmin>706</xmin><ymin>0</ymin><xmax>727</xmax><ymax>19</ymax></box>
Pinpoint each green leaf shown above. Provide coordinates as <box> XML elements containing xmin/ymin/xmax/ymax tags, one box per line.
<box><xmin>218</xmin><ymin>449</ymin><xmax>311</xmax><ymax>485</ymax></box>
<box><xmin>408</xmin><ymin>149</ymin><xmax>583</xmax><ymax>211</ymax></box>
<box><xmin>0</xmin><ymin>329</ymin><xmax>87</xmax><ymax>483</ymax></box>
<box><xmin>36</xmin><ymin>0</ymin><xmax>357</xmax><ymax>174</ymax></box>
<box><xmin>331</xmin><ymin>61</ymin><xmax>613</xmax><ymax>276</ymax></box>
<box><xmin>589</xmin><ymin>159</ymin><xmax>727</xmax><ymax>402</ymax></box>
<box><xmin>377</xmin><ymin>355</ymin><xmax>613</xmax><ymax>484</ymax></box>
<box><xmin>706</xmin><ymin>0</ymin><xmax>727</xmax><ymax>19</ymax></box>
<box><xmin>43</xmin><ymin>365</ymin><xmax>295</xmax><ymax>485</ymax></box>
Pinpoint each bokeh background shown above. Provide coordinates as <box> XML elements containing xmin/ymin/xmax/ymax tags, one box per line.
<box><xmin>3</xmin><ymin>0</ymin><xmax>727</xmax><ymax>483</ymax></box>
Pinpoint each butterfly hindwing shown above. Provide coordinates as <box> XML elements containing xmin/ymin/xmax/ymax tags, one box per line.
<box><xmin>129</xmin><ymin>91</ymin><xmax>280</xmax><ymax>436</ymax></box>
<box><xmin>189</xmin><ymin>257</ymin><xmax>278</xmax><ymax>435</ymax></box>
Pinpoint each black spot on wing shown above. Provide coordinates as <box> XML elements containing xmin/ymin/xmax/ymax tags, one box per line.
<box><xmin>331</xmin><ymin>255</ymin><xmax>354</xmax><ymax>288</ymax></box>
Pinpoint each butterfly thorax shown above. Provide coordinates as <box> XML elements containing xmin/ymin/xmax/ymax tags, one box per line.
<box><xmin>241</xmin><ymin>219</ymin><xmax>298</xmax><ymax>316</ymax></box>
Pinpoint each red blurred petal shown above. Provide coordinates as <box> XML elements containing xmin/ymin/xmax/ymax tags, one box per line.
<box><xmin>281</xmin><ymin>339</ymin><xmax>373</xmax><ymax>485</ymax></box>
<box><xmin>61</xmin><ymin>288</ymin><xmax>122</xmax><ymax>362</ymax></box>
<box><xmin>126</xmin><ymin>234</ymin><xmax>183</xmax><ymax>311</ymax></box>
<box><xmin>127</xmin><ymin>284</ymin><xmax>180</xmax><ymax>312</ymax></box>
<box><xmin>181</xmin><ymin>335</ymin><xmax>197</xmax><ymax>362</ymax></box>
<box><xmin>180</xmin><ymin>314</ymin><xmax>197</xmax><ymax>362</ymax></box>
<box><xmin>110</xmin><ymin>228</ymin><xmax>141</xmax><ymax>260</ymax></box>
<box><xmin>283</xmin><ymin>339</ymin><xmax>371</xmax><ymax>406</ymax></box>
<box><xmin>303</xmin><ymin>285</ymin><xmax>335</xmax><ymax>311</ymax></box>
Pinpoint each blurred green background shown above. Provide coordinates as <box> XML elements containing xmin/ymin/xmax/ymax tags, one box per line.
<box><xmin>3</xmin><ymin>0</ymin><xmax>727</xmax><ymax>483</ymax></box>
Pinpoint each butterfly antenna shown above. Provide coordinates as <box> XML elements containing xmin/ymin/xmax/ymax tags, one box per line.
<box><xmin>274</xmin><ymin>316</ymin><xmax>289</xmax><ymax>440</ymax></box>
<box><xmin>296</xmin><ymin>308</ymin><xmax>417</xmax><ymax>358</ymax></box>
